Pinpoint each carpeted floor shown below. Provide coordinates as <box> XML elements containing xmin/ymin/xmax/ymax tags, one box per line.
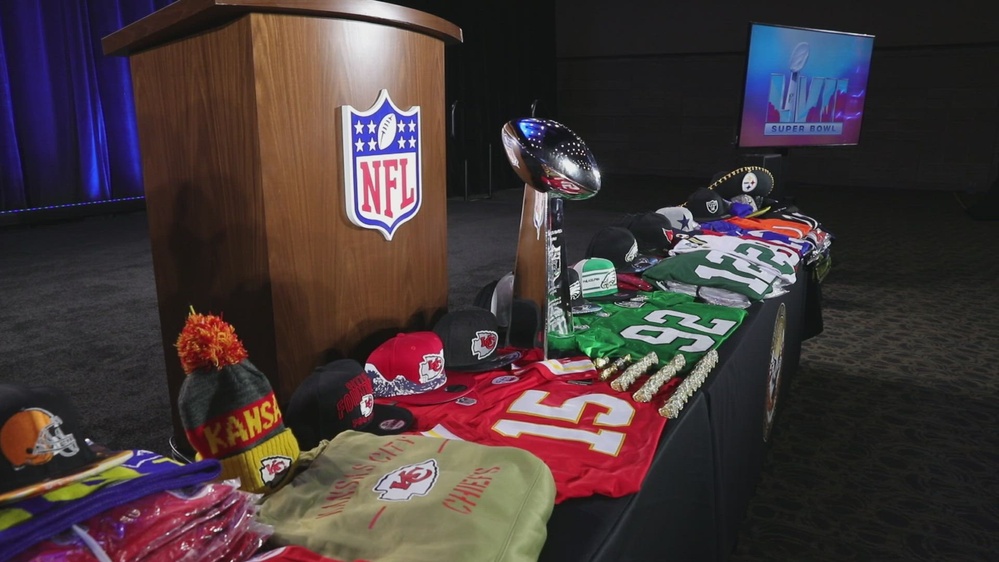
<box><xmin>1</xmin><ymin>177</ymin><xmax>997</xmax><ymax>560</ymax></box>
<box><xmin>729</xmin><ymin>185</ymin><xmax>999</xmax><ymax>561</ymax></box>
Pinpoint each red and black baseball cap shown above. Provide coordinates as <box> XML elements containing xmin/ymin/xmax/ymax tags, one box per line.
<box><xmin>625</xmin><ymin>212</ymin><xmax>679</xmax><ymax>257</ymax></box>
<box><xmin>365</xmin><ymin>332</ymin><xmax>473</xmax><ymax>405</ymax></box>
<box><xmin>285</xmin><ymin>359</ymin><xmax>413</xmax><ymax>451</ymax></box>
<box><xmin>0</xmin><ymin>384</ymin><xmax>133</xmax><ymax>505</ymax></box>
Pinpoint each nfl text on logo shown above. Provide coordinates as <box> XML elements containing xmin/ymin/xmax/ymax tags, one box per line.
<box><xmin>341</xmin><ymin>90</ymin><xmax>422</xmax><ymax>241</ymax></box>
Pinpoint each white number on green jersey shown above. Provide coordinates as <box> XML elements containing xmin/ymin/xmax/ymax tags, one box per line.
<box><xmin>618</xmin><ymin>307</ymin><xmax>739</xmax><ymax>352</ymax></box>
<box><xmin>694</xmin><ymin>250</ymin><xmax>775</xmax><ymax>295</ymax></box>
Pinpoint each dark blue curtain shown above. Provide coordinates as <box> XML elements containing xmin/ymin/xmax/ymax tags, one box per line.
<box><xmin>0</xmin><ymin>0</ymin><xmax>174</xmax><ymax>216</ymax></box>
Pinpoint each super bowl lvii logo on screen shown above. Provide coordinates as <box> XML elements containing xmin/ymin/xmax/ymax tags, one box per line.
<box><xmin>341</xmin><ymin>90</ymin><xmax>422</xmax><ymax>241</ymax></box>
<box><xmin>765</xmin><ymin>41</ymin><xmax>847</xmax><ymax>136</ymax></box>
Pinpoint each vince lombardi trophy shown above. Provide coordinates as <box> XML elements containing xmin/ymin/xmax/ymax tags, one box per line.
<box><xmin>501</xmin><ymin>118</ymin><xmax>601</xmax><ymax>358</ymax></box>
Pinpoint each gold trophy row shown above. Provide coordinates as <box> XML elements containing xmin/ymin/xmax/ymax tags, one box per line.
<box><xmin>595</xmin><ymin>350</ymin><xmax>720</xmax><ymax>419</ymax></box>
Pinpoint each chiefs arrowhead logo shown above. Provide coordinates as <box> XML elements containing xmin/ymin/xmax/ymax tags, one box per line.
<box><xmin>360</xmin><ymin>393</ymin><xmax>374</xmax><ymax>417</ymax></box>
<box><xmin>470</xmin><ymin>330</ymin><xmax>498</xmax><ymax>360</ymax></box>
<box><xmin>418</xmin><ymin>353</ymin><xmax>445</xmax><ymax>383</ymax></box>
<box><xmin>373</xmin><ymin>459</ymin><xmax>439</xmax><ymax>501</ymax></box>
<box><xmin>259</xmin><ymin>455</ymin><xmax>293</xmax><ymax>485</ymax></box>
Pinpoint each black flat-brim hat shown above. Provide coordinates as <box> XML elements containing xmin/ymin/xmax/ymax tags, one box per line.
<box><xmin>686</xmin><ymin>187</ymin><xmax>732</xmax><ymax>223</ymax></box>
<box><xmin>586</xmin><ymin>226</ymin><xmax>657</xmax><ymax>273</ymax></box>
<box><xmin>285</xmin><ymin>359</ymin><xmax>413</xmax><ymax>450</ymax></box>
<box><xmin>433</xmin><ymin>309</ymin><xmax>521</xmax><ymax>373</ymax></box>
<box><xmin>626</xmin><ymin>212</ymin><xmax>678</xmax><ymax>257</ymax></box>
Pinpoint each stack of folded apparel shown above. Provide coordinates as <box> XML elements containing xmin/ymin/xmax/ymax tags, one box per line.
<box><xmin>1</xmin><ymin>307</ymin><xmax>309</xmax><ymax>561</ymax></box>
<box><xmin>10</xmin><ymin>473</ymin><xmax>272</xmax><ymax>561</ymax></box>
<box><xmin>0</xmin><ymin>384</ymin><xmax>264</xmax><ymax>560</ymax></box>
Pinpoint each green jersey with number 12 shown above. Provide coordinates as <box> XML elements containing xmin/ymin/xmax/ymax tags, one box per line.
<box><xmin>670</xmin><ymin>234</ymin><xmax>799</xmax><ymax>286</ymax></box>
<box><xmin>642</xmin><ymin>249</ymin><xmax>780</xmax><ymax>300</ymax></box>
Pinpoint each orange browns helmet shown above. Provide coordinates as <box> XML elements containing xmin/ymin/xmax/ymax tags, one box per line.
<box><xmin>1</xmin><ymin>408</ymin><xmax>80</xmax><ymax>469</ymax></box>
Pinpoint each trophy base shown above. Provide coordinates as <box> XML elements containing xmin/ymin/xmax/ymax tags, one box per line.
<box><xmin>546</xmin><ymin>333</ymin><xmax>579</xmax><ymax>358</ymax></box>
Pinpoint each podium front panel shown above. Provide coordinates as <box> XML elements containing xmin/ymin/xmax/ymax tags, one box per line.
<box><xmin>251</xmin><ymin>13</ymin><xmax>449</xmax><ymax>398</ymax></box>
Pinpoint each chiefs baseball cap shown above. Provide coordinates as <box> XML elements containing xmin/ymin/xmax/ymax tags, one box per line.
<box><xmin>586</xmin><ymin>226</ymin><xmax>657</xmax><ymax>273</ymax></box>
<box><xmin>433</xmin><ymin>309</ymin><xmax>521</xmax><ymax>373</ymax></box>
<box><xmin>686</xmin><ymin>187</ymin><xmax>732</xmax><ymax>223</ymax></box>
<box><xmin>285</xmin><ymin>359</ymin><xmax>413</xmax><ymax>451</ymax></box>
<box><xmin>365</xmin><ymin>332</ymin><xmax>472</xmax><ymax>405</ymax></box>
<box><xmin>0</xmin><ymin>383</ymin><xmax>133</xmax><ymax>505</ymax></box>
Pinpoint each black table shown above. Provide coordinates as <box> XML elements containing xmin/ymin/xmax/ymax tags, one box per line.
<box><xmin>541</xmin><ymin>271</ymin><xmax>810</xmax><ymax>561</ymax></box>
<box><xmin>704</xmin><ymin>271</ymin><xmax>806</xmax><ymax>559</ymax></box>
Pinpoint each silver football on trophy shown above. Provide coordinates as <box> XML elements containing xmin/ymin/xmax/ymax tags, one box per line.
<box><xmin>501</xmin><ymin>118</ymin><xmax>601</xmax><ymax>200</ymax></box>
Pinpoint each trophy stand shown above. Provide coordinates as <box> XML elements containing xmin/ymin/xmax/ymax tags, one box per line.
<box><xmin>542</xmin><ymin>196</ymin><xmax>576</xmax><ymax>356</ymax></box>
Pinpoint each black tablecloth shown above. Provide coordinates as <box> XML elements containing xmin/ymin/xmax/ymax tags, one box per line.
<box><xmin>540</xmin><ymin>391</ymin><xmax>716</xmax><ymax>562</ymax></box>
<box><xmin>705</xmin><ymin>272</ymin><xmax>806</xmax><ymax>560</ymax></box>
<box><xmin>542</xmin><ymin>271</ymin><xmax>810</xmax><ymax>561</ymax></box>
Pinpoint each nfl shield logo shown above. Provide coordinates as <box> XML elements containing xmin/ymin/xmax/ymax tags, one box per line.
<box><xmin>341</xmin><ymin>89</ymin><xmax>422</xmax><ymax>241</ymax></box>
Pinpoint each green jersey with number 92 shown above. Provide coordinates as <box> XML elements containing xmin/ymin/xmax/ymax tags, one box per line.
<box><xmin>575</xmin><ymin>291</ymin><xmax>747</xmax><ymax>368</ymax></box>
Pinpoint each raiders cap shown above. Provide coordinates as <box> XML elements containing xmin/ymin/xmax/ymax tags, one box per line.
<box><xmin>686</xmin><ymin>187</ymin><xmax>732</xmax><ymax>223</ymax></box>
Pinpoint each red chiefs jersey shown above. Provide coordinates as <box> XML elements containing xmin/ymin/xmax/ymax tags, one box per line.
<box><xmin>398</xmin><ymin>357</ymin><xmax>671</xmax><ymax>503</ymax></box>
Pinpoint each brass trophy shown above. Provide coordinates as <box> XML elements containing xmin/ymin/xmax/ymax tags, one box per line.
<box><xmin>500</xmin><ymin>118</ymin><xmax>601</xmax><ymax>358</ymax></box>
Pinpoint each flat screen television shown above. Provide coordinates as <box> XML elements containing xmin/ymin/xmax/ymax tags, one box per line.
<box><xmin>736</xmin><ymin>22</ymin><xmax>875</xmax><ymax>148</ymax></box>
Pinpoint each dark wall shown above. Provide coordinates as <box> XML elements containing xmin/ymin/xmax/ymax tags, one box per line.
<box><xmin>555</xmin><ymin>0</ymin><xmax>999</xmax><ymax>191</ymax></box>
<box><xmin>557</xmin><ymin>0</ymin><xmax>998</xmax><ymax>56</ymax></box>
<box><xmin>389</xmin><ymin>0</ymin><xmax>558</xmax><ymax>199</ymax></box>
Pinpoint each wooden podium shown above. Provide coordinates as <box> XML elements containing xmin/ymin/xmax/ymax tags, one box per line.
<box><xmin>103</xmin><ymin>0</ymin><xmax>462</xmax><ymax>443</ymax></box>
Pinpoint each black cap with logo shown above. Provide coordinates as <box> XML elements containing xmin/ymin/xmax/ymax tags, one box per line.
<box><xmin>433</xmin><ymin>309</ymin><xmax>522</xmax><ymax>372</ymax></box>
<box><xmin>686</xmin><ymin>187</ymin><xmax>732</xmax><ymax>223</ymax></box>
<box><xmin>285</xmin><ymin>359</ymin><xmax>413</xmax><ymax>451</ymax></box>
<box><xmin>0</xmin><ymin>384</ymin><xmax>133</xmax><ymax>504</ymax></box>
